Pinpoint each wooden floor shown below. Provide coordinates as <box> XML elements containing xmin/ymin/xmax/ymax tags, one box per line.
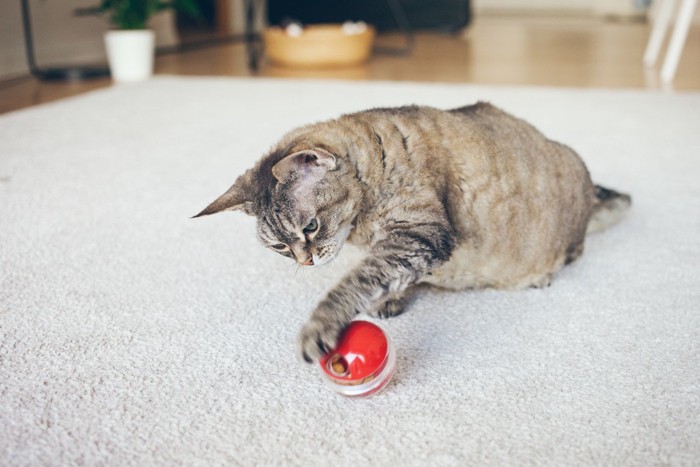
<box><xmin>1</xmin><ymin>15</ymin><xmax>699</xmax><ymax>115</ymax></box>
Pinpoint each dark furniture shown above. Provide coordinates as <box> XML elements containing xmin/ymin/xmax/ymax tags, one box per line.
<box><xmin>267</xmin><ymin>0</ymin><xmax>471</xmax><ymax>33</ymax></box>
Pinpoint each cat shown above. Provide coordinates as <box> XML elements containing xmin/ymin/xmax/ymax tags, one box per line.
<box><xmin>194</xmin><ymin>102</ymin><xmax>631</xmax><ymax>363</ymax></box>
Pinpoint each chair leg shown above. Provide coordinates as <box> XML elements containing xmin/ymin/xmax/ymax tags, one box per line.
<box><xmin>643</xmin><ymin>0</ymin><xmax>677</xmax><ymax>67</ymax></box>
<box><xmin>660</xmin><ymin>0</ymin><xmax>698</xmax><ymax>83</ymax></box>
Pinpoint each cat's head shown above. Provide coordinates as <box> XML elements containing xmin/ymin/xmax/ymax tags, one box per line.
<box><xmin>195</xmin><ymin>145</ymin><xmax>360</xmax><ymax>266</ymax></box>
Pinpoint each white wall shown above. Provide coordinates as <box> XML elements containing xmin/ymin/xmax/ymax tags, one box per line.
<box><xmin>648</xmin><ymin>0</ymin><xmax>700</xmax><ymax>23</ymax></box>
<box><xmin>473</xmin><ymin>0</ymin><xmax>646</xmax><ymax>17</ymax></box>
<box><xmin>473</xmin><ymin>0</ymin><xmax>590</xmax><ymax>14</ymax></box>
<box><xmin>474</xmin><ymin>0</ymin><xmax>700</xmax><ymax>20</ymax></box>
<box><xmin>0</xmin><ymin>0</ymin><xmax>178</xmax><ymax>80</ymax></box>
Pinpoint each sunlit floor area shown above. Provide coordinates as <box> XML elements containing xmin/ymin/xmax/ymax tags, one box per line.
<box><xmin>1</xmin><ymin>15</ymin><xmax>699</xmax><ymax>114</ymax></box>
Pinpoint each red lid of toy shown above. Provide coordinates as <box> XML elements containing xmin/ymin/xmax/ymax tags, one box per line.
<box><xmin>319</xmin><ymin>320</ymin><xmax>389</xmax><ymax>382</ymax></box>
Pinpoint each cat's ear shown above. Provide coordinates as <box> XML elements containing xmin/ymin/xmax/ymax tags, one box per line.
<box><xmin>192</xmin><ymin>170</ymin><xmax>255</xmax><ymax>218</ymax></box>
<box><xmin>271</xmin><ymin>148</ymin><xmax>336</xmax><ymax>183</ymax></box>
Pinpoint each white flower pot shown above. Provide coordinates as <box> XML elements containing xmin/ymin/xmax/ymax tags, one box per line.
<box><xmin>104</xmin><ymin>30</ymin><xmax>155</xmax><ymax>83</ymax></box>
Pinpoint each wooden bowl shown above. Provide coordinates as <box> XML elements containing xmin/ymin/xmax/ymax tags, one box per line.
<box><xmin>263</xmin><ymin>24</ymin><xmax>376</xmax><ymax>68</ymax></box>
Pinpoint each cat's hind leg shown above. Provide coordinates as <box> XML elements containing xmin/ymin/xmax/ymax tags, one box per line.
<box><xmin>529</xmin><ymin>272</ymin><xmax>554</xmax><ymax>288</ymax></box>
<box><xmin>565</xmin><ymin>240</ymin><xmax>584</xmax><ymax>265</ymax></box>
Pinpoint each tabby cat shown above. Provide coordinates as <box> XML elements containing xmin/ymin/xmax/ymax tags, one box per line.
<box><xmin>195</xmin><ymin>102</ymin><xmax>631</xmax><ymax>362</ymax></box>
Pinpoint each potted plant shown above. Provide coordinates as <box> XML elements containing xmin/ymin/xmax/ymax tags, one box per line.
<box><xmin>78</xmin><ymin>0</ymin><xmax>201</xmax><ymax>83</ymax></box>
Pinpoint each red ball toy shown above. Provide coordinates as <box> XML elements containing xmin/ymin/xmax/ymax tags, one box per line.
<box><xmin>318</xmin><ymin>320</ymin><xmax>396</xmax><ymax>397</ymax></box>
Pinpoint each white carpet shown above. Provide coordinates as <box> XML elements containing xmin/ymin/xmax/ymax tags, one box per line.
<box><xmin>1</xmin><ymin>77</ymin><xmax>699</xmax><ymax>465</ymax></box>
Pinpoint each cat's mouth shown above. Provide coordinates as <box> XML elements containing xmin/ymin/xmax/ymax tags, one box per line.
<box><xmin>312</xmin><ymin>248</ymin><xmax>337</xmax><ymax>266</ymax></box>
<box><xmin>311</xmin><ymin>224</ymin><xmax>352</xmax><ymax>266</ymax></box>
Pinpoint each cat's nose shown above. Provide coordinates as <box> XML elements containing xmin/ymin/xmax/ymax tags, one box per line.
<box><xmin>291</xmin><ymin>245</ymin><xmax>314</xmax><ymax>266</ymax></box>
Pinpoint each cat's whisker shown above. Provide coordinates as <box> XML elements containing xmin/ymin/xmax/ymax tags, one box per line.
<box><xmin>294</xmin><ymin>264</ymin><xmax>303</xmax><ymax>277</ymax></box>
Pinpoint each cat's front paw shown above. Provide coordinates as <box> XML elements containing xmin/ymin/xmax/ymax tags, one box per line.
<box><xmin>368</xmin><ymin>296</ymin><xmax>406</xmax><ymax>319</ymax></box>
<box><xmin>296</xmin><ymin>315</ymin><xmax>345</xmax><ymax>363</ymax></box>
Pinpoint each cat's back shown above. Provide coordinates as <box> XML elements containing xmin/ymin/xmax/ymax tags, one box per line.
<box><xmin>356</xmin><ymin>102</ymin><xmax>546</xmax><ymax>161</ymax></box>
<box><xmin>346</xmin><ymin>104</ymin><xmax>485</xmax><ymax>179</ymax></box>
<box><xmin>346</xmin><ymin>101</ymin><xmax>591</xmax><ymax>204</ymax></box>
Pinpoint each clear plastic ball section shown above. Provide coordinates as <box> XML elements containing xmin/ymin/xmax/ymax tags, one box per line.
<box><xmin>318</xmin><ymin>320</ymin><xmax>396</xmax><ymax>397</ymax></box>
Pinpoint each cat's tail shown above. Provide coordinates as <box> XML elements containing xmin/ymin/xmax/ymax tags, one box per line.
<box><xmin>586</xmin><ymin>185</ymin><xmax>632</xmax><ymax>235</ymax></box>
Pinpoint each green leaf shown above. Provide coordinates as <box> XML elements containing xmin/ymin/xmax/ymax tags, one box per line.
<box><xmin>77</xmin><ymin>0</ymin><xmax>202</xmax><ymax>29</ymax></box>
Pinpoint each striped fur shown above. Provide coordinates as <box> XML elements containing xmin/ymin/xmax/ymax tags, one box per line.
<box><xmin>196</xmin><ymin>102</ymin><xmax>631</xmax><ymax>362</ymax></box>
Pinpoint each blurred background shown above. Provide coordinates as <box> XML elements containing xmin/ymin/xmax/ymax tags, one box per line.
<box><xmin>1</xmin><ymin>0</ymin><xmax>699</xmax><ymax>113</ymax></box>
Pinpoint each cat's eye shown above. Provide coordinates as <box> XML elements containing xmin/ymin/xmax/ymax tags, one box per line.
<box><xmin>303</xmin><ymin>218</ymin><xmax>319</xmax><ymax>235</ymax></box>
<box><xmin>270</xmin><ymin>243</ymin><xmax>288</xmax><ymax>251</ymax></box>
